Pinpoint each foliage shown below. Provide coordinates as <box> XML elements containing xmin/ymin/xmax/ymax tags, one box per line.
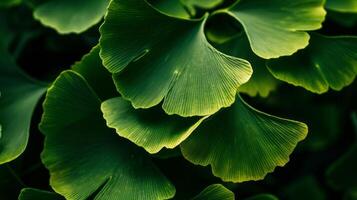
<box><xmin>0</xmin><ymin>0</ymin><xmax>356</xmax><ymax>199</ymax></box>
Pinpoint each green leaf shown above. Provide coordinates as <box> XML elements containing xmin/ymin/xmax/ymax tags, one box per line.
<box><xmin>191</xmin><ymin>184</ymin><xmax>234</xmax><ymax>200</ymax></box>
<box><xmin>33</xmin><ymin>0</ymin><xmax>110</xmax><ymax>34</ymax></box>
<box><xmin>101</xmin><ymin>97</ymin><xmax>207</xmax><ymax>154</ymax></box>
<box><xmin>19</xmin><ymin>188</ymin><xmax>64</xmax><ymax>200</ymax></box>
<box><xmin>267</xmin><ymin>34</ymin><xmax>357</xmax><ymax>94</ymax></box>
<box><xmin>181</xmin><ymin>96</ymin><xmax>308</xmax><ymax>182</ymax></box>
<box><xmin>326</xmin><ymin>144</ymin><xmax>357</xmax><ymax>191</ymax></box>
<box><xmin>149</xmin><ymin>0</ymin><xmax>190</xmax><ymax>19</ymax></box>
<box><xmin>181</xmin><ymin>0</ymin><xmax>224</xmax><ymax>16</ymax></box>
<box><xmin>224</xmin><ymin>0</ymin><xmax>326</xmax><ymax>59</ymax></box>
<box><xmin>0</xmin><ymin>0</ymin><xmax>21</xmax><ymax>7</ymax></box>
<box><xmin>40</xmin><ymin>71</ymin><xmax>175</xmax><ymax>200</ymax></box>
<box><xmin>245</xmin><ymin>194</ymin><xmax>279</xmax><ymax>200</ymax></box>
<box><xmin>0</xmin><ymin>47</ymin><xmax>47</xmax><ymax>164</ymax></box>
<box><xmin>100</xmin><ymin>0</ymin><xmax>252</xmax><ymax>117</ymax></box>
<box><xmin>216</xmin><ymin>35</ymin><xmax>278</xmax><ymax>97</ymax></box>
<box><xmin>71</xmin><ymin>45</ymin><xmax>117</xmax><ymax>100</ymax></box>
<box><xmin>326</xmin><ymin>0</ymin><xmax>357</xmax><ymax>13</ymax></box>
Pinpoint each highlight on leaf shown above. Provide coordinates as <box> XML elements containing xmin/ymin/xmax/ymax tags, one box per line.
<box><xmin>0</xmin><ymin>47</ymin><xmax>47</xmax><ymax>164</ymax></box>
<box><xmin>191</xmin><ymin>184</ymin><xmax>235</xmax><ymax>200</ymax></box>
<box><xmin>100</xmin><ymin>0</ymin><xmax>253</xmax><ymax>117</ymax></box>
<box><xmin>181</xmin><ymin>96</ymin><xmax>308</xmax><ymax>182</ymax></box>
<box><xmin>222</xmin><ymin>0</ymin><xmax>326</xmax><ymax>59</ymax></box>
<box><xmin>33</xmin><ymin>0</ymin><xmax>110</xmax><ymax>34</ymax></box>
<box><xmin>267</xmin><ymin>34</ymin><xmax>357</xmax><ymax>94</ymax></box>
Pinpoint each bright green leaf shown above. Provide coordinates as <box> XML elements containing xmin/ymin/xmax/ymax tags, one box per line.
<box><xmin>100</xmin><ymin>0</ymin><xmax>252</xmax><ymax>117</ymax></box>
<box><xmin>181</xmin><ymin>96</ymin><xmax>308</xmax><ymax>182</ymax></box>
<box><xmin>33</xmin><ymin>0</ymin><xmax>110</xmax><ymax>34</ymax></box>
<box><xmin>245</xmin><ymin>194</ymin><xmax>279</xmax><ymax>200</ymax></box>
<box><xmin>326</xmin><ymin>0</ymin><xmax>357</xmax><ymax>13</ymax></box>
<box><xmin>224</xmin><ymin>0</ymin><xmax>326</xmax><ymax>59</ymax></box>
<box><xmin>19</xmin><ymin>188</ymin><xmax>64</xmax><ymax>200</ymax></box>
<box><xmin>216</xmin><ymin>35</ymin><xmax>278</xmax><ymax>97</ymax></box>
<box><xmin>40</xmin><ymin>71</ymin><xmax>175</xmax><ymax>200</ymax></box>
<box><xmin>101</xmin><ymin>97</ymin><xmax>207</xmax><ymax>154</ymax></box>
<box><xmin>267</xmin><ymin>34</ymin><xmax>357</xmax><ymax>94</ymax></box>
<box><xmin>191</xmin><ymin>184</ymin><xmax>234</xmax><ymax>200</ymax></box>
<box><xmin>0</xmin><ymin>47</ymin><xmax>47</xmax><ymax>164</ymax></box>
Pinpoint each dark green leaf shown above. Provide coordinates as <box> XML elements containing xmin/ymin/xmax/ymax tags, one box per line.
<box><xmin>181</xmin><ymin>96</ymin><xmax>308</xmax><ymax>182</ymax></box>
<box><xmin>40</xmin><ymin>71</ymin><xmax>175</xmax><ymax>199</ymax></box>
<box><xmin>268</xmin><ymin>34</ymin><xmax>357</xmax><ymax>94</ymax></box>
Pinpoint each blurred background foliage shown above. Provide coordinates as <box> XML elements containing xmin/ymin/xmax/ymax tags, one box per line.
<box><xmin>0</xmin><ymin>0</ymin><xmax>356</xmax><ymax>199</ymax></box>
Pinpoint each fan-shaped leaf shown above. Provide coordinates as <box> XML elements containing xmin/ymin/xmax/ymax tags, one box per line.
<box><xmin>100</xmin><ymin>0</ymin><xmax>252</xmax><ymax>117</ymax></box>
<box><xmin>101</xmin><ymin>97</ymin><xmax>206</xmax><ymax>154</ymax></box>
<box><xmin>19</xmin><ymin>188</ymin><xmax>64</xmax><ymax>200</ymax></box>
<box><xmin>326</xmin><ymin>0</ymin><xmax>357</xmax><ymax>13</ymax></box>
<box><xmin>181</xmin><ymin>96</ymin><xmax>307</xmax><ymax>182</ymax></box>
<box><xmin>40</xmin><ymin>71</ymin><xmax>175</xmax><ymax>200</ymax></box>
<box><xmin>33</xmin><ymin>0</ymin><xmax>110</xmax><ymax>34</ymax></box>
<box><xmin>191</xmin><ymin>184</ymin><xmax>234</xmax><ymax>200</ymax></box>
<box><xmin>224</xmin><ymin>0</ymin><xmax>326</xmax><ymax>59</ymax></box>
<box><xmin>267</xmin><ymin>34</ymin><xmax>357</xmax><ymax>94</ymax></box>
<box><xmin>0</xmin><ymin>47</ymin><xmax>47</xmax><ymax>164</ymax></box>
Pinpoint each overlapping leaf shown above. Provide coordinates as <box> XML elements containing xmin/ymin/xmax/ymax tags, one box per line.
<box><xmin>181</xmin><ymin>96</ymin><xmax>307</xmax><ymax>182</ymax></box>
<box><xmin>40</xmin><ymin>71</ymin><xmax>175</xmax><ymax>200</ymax></box>
<box><xmin>33</xmin><ymin>0</ymin><xmax>110</xmax><ymax>34</ymax></box>
<box><xmin>223</xmin><ymin>0</ymin><xmax>326</xmax><ymax>59</ymax></box>
<box><xmin>191</xmin><ymin>184</ymin><xmax>234</xmax><ymax>200</ymax></box>
<box><xmin>326</xmin><ymin>0</ymin><xmax>357</xmax><ymax>13</ymax></box>
<box><xmin>100</xmin><ymin>0</ymin><xmax>252</xmax><ymax>117</ymax></box>
<box><xmin>149</xmin><ymin>0</ymin><xmax>190</xmax><ymax>19</ymax></box>
<box><xmin>101</xmin><ymin>97</ymin><xmax>207</xmax><ymax>154</ymax></box>
<box><xmin>19</xmin><ymin>188</ymin><xmax>64</xmax><ymax>200</ymax></box>
<box><xmin>0</xmin><ymin>47</ymin><xmax>47</xmax><ymax>164</ymax></box>
<box><xmin>216</xmin><ymin>35</ymin><xmax>278</xmax><ymax>97</ymax></box>
<box><xmin>268</xmin><ymin>34</ymin><xmax>357</xmax><ymax>94</ymax></box>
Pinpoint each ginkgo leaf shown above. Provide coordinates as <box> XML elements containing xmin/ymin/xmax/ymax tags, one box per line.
<box><xmin>191</xmin><ymin>184</ymin><xmax>234</xmax><ymax>200</ymax></box>
<box><xmin>100</xmin><ymin>0</ymin><xmax>252</xmax><ymax>117</ymax></box>
<box><xmin>326</xmin><ymin>0</ymin><xmax>357</xmax><ymax>13</ymax></box>
<box><xmin>267</xmin><ymin>34</ymin><xmax>357</xmax><ymax>94</ymax></box>
<box><xmin>181</xmin><ymin>96</ymin><xmax>308</xmax><ymax>182</ymax></box>
<box><xmin>33</xmin><ymin>0</ymin><xmax>110</xmax><ymax>34</ymax></box>
<box><xmin>19</xmin><ymin>188</ymin><xmax>64</xmax><ymax>200</ymax></box>
<box><xmin>0</xmin><ymin>47</ymin><xmax>47</xmax><ymax>164</ymax></box>
<box><xmin>223</xmin><ymin>0</ymin><xmax>326</xmax><ymax>59</ymax></box>
<box><xmin>101</xmin><ymin>97</ymin><xmax>207</xmax><ymax>154</ymax></box>
<box><xmin>149</xmin><ymin>0</ymin><xmax>190</xmax><ymax>19</ymax></box>
<box><xmin>40</xmin><ymin>71</ymin><xmax>175</xmax><ymax>200</ymax></box>
<box><xmin>245</xmin><ymin>194</ymin><xmax>279</xmax><ymax>200</ymax></box>
<box><xmin>216</xmin><ymin>34</ymin><xmax>278</xmax><ymax>97</ymax></box>
<box><xmin>71</xmin><ymin>45</ymin><xmax>117</xmax><ymax>100</ymax></box>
